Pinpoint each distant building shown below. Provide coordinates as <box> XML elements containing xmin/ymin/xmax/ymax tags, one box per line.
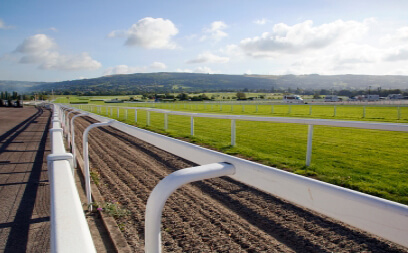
<box><xmin>387</xmin><ymin>94</ymin><xmax>403</xmax><ymax>99</ymax></box>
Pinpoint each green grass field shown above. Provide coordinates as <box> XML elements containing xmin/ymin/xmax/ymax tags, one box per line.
<box><xmin>65</xmin><ymin>99</ymin><xmax>408</xmax><ymax>123</ymax></box>
<box><xmin>62</xmin><ymin>99</ymin><xmax>408</xmax><ymax>205</ymax></box>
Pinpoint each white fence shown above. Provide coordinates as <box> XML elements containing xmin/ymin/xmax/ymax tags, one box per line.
<box><xmin>59</xmin><ymin>104</ymin><xmax>408</xmax><ymax>250</ymax></box>
<box><xmin>75</xmin><ymin>104</ymin><xmax>408</xmax><ymax>166</ymax></box>
<box><xmin>47</xmin><ymin>104</ymin><xmax>96</xmax><ymax>253</ymax></box>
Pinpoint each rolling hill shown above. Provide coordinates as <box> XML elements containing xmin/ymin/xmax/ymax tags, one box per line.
<box><xmin>2</xmin><ymin>73</ymin><xmax>408</xmax><ymax>94</ymax></box>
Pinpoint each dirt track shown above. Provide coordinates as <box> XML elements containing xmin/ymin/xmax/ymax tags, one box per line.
<box><xmin>0</xmin><ymin>107</ymin><xmax>51</xmax><ymax>253</ymax></box>
<box><xmin>73</xmin><ymin>115</ymin><xmax>407</xmax><ymax>252</ymax></box>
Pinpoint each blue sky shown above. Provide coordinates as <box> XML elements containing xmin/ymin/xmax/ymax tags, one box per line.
<box><xmin>1</xmin><ymin>0</ymin><xmax>408</xmax><ymax>82</ymax></box>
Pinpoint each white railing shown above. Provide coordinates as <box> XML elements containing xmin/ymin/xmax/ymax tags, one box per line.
<box><xmin>82</xmin><ymin>120</ymin><xmax>115</xmax><ymax>211</ymax></box>
<box><xmin>145</xmin><ymin>163</ymin><xmax>235</xmax><ymax>253</ymax></box>
<box><xmin>47</xmin><ymin>104</ymin><xmax>96</xmax><ymax>253</ymax></box>
<box><xmin>59</xmin><ymin>104</ymin><xmax>408</xmax><ymax>249</ymax></box>
<box><xmin>75</xmin><ymin>104</ymin><xmax>408</xmax><ymax>167</ymax></box>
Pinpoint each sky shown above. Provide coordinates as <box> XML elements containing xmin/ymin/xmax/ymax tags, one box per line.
<box><xmin>1</xmin><ymin>0</ymin><xmax>408</xmax><ymax>82</ymax></box>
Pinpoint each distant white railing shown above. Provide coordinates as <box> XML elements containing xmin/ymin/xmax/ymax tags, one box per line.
<box><xmin>59</xmin><ymin>104</ymin><xmax>408</xmax><ymax>249</ymax></box>
<box><xmin>75</xmin><ymin>104</ymin><xmax>408</xmax><ymax>167</ymax></box>
<box><xmin>47</xmin><ymin>104</ymin><xmax>96</xmax><ymax>253</ymax></box>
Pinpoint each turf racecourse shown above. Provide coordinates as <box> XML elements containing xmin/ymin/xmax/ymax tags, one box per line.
<box><xmin>62</xmin><ymin>100</ymin><xmax>408</xmax><ymax>205</ymax></box>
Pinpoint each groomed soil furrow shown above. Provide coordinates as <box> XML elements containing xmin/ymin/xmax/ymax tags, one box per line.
<box><xmin>71</xmin><ymin>114</ymin><xmax>407</xmax><ymax>253</ymax></box>
<box><xmin>74</xmin><ymin>117</ymin><xmax>286</xmax><ymax>252</ymax></box>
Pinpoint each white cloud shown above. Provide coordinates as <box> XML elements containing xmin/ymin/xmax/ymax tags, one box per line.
<box><xmin>150</xmin><ymin>61</ymin><xmax>167</xmax><ymax>69</ymax></box>
<box><xmin>0</xmin><ymin>18</ymin><xmax>14</xmax><ymax>29</ymax></box>
<box><xmin>103</xmin><ymin>61</ymin><xmax>167</xmax><ymax>75</ymax></box>
<box><xmin>254</xmin><ymin>18</ymin><xmax>270</xmax><ymax>25</ymax></box>
<box><xmin>386</xmin><ymin>67</ymin><xmax>408</xmax><ymax>75</ymax></box>
<box><xmin>200</xmin><ymin>21</ymin><xmax>228</xmax><ymax>42</ymax></box>
<box><xmin>240</xmin><ymin>19</ymin><xmax>373</xmax><ymax>57</ymax></box>
<box><xmin>380</xmin><ymin>26</ymin><xmax>408</xmax><ymax>44</ymax></box>
<box><xmin>220</xmin><ymin>44</ymin><xmax>244</xmax><ymax>58</ymax></box>
<box><xmin>193</xmin><ymin>66</ymin><xmax>216</xmax><ymax>74</ymax></box>
<box><xmin>109</xmin><ymin>17</ymin><xmax>179</xmax><ymax>49</ymax></box>
<box><xmin>175</xmin><ymin>68</ymin><xmax>193</xmax><ymax>73</ymax></box>
<box><xmin>332</xmin><ymin>44</ymin><xmax>380</xmax><ymax>65</ymax></box>
<box><xmin>107</xmin><ymin>30</ymin><xmax>126</xmax><ymax>38</ymax></box>
<box><xmin>187</xmin><ymin>52</ymin><xmax>229</xmax><ymax>64</ymax></box>
<box><xmin>282</xmin><ymin>43</ymin><xmax>383</xmax><ymax>75</ymax></box>
<box><xmin>175</xmin><ymin>66</ymin><xmax>216</xmax><ymax>74</ymax></box>
<box><xmin>384</xmin><ymin>46</ymin><xmax>408</xmax><ymax>61</ymax></box>
<box><xmin>13</xmin><ymin>34</ymin><xmax>101</xmax><ymax>71</ymax></box>
<box><xmin>15</xmin><ymin>34</ymin><xmax>56</xmax><ymax>54</ymax></box>
<box><xmin>104</xmin><ymin>65</ymin><xmax>137</xmax><ymax>75</ymax></box>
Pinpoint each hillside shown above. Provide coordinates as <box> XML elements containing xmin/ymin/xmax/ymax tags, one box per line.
<box><xmin>2</xmin><ymin>73</ymin><xmax>408</xmax><ymax>94</ymax></box>
<box><xmin>29</xmin><ymin>73</ymin><xmax>274</xmax><ymax>95</ymax></box>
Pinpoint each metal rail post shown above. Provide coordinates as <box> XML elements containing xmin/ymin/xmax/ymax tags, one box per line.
<box><xmin>164</xmin><ymin>113</ymin><xmax>168</xmax><ymax>130</ymax></box>
<box><xmin>83</xmin><ymin>120</ymin><xmax>115</xmax><ymax>210</ymax></box>
<box><xmin>65</xmin><ymin>110</ymin><xmax>77</xmax><ymax>140</ymax></box>
<box><xmin>398</xmin><ymin>106</ymin><xmax>401</xmax><ymax>120</ymax></box>
<box><xmin>135</xmin><ymin>109</ymin><xmax>138</xmax><ymax>123</ymax></box>
<box><xmin>231</xmin><ymin>119</ymin><xmax>236</xmax><ymax>146</ymax></box>
<box><xmin>306</xmin><ymin>125</ymin><xmax>314</xmax><ymax>166</ymax></box>
<box><xmin>63</xmin><ymin>108</ymin><xmax>73</xmax><ymax>129</ymax></box>
<box><xmin>147</xmin><ymin>111</ymin><xmax>150</xmax><ymax>126</ymax></box>
<box><xmin>145</xmin><ymin>163</ymin><xmax>235</xmax><ymax>253</ymax></box>
<box><xmin>60</xmin><ymin>108</ymin><xmax>68</xmax><ymax>129</ymax></box>
<box><xmin>70</xmin><ymin>113</ymin><xmax>89</xmax><ymax>168</ymax></box>
<box><xmin>190</xmin><ymin>116</ymin><xmax>194</xmax><ymax>136</ymax></box>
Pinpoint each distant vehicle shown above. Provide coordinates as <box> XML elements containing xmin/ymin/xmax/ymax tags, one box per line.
<box><xmin>388</xmin><ymin>94</ymin><xmax>403</xmax><ymax>99</ymax></box>
<box><xmin>324</xmin><ymin>95</ymin><xmax>342</xmax><ymax>102</ymax></box>
<box><xmin>283</xmin><ymin>95</ymin><xmax>304</xmax><ymax>104</ymax></box>
<box><xmin>364</xmin><ymin>95</ymin><xmax>379</xmax><ymax>101</ymax></box>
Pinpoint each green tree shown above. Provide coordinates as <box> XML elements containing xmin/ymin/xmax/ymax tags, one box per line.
<box><xmin>177</xmin><ymin>93</ymin><xmax>189</xmax><ymax>100</ymax></box>
<box><xmin>200</xmin><ymin>93</ymin><xmax>209</xmax><ymax>100</ymax></box>
<box><xmin>236</xmin><ymin>92</ymin><xmax>246</xmax><ymax>100</ymax></box>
